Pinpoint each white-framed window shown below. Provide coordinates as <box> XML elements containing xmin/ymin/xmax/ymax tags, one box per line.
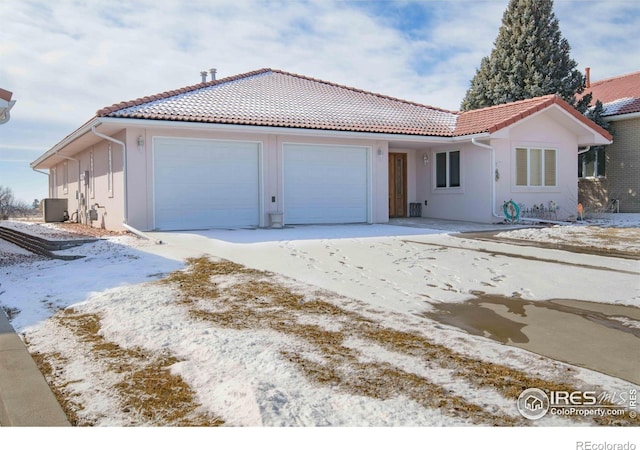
<box><xmin>107</xmin><ymin>144</ymin><xmax>113</xmax><ymax>197</ymax></box>
<box><xmin>435</xmin><ymin>150</ymin><xmax>461</xmax><ymax>189</ymax></box>
<box><xmin>51</xmin><ymin>169</ymin><xmax>56</xmax><ymax>197</ymax></box>
<box><xmin>89</xmin><ymin>151</ymin><xmax>95</xmax><ymax>198</ymax></box>
<box><xmin>578</xmin><ymin>148</ymin><xmax>606</xmax><ymax>178</ymax></box>
<box><xmin>63</xmin><ymin>161</ymin><xmax>68</xmax><ymax>194</ymax></box>
<box><xmin>515</xmin><ymin>147</ymin><xmax>557</xmax><ymax>187</ymax></box>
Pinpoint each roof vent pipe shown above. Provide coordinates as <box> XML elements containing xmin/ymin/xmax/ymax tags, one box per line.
<box><xmin>209</xmin><ymin>68</ymin><xmax>217</xmax><ymax>81</ymax></box>
<box><xmin>200</xmin><ymin>71</ymin><xmax>208</xmax><ymax>83</ymax></box>
<box><xmin>585</xmin><ymin>67</ymin><xmax>591</xmax><ymax>88</ymax></box>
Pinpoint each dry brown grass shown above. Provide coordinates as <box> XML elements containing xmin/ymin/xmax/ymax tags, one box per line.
<box><xmin>31</xmin><ymin>307</ymin><xmax>223</xmax><ymax>426</ymax></box>
<box><xmin>29</xmin><ymin>349</ymin><xmax>86</xmax><ymax>426</ymax></box>
<box><xmin>31</xmin><ymin>254</ymin><xmax>637</xmax><ymax>426</ymax></box>
<box><xmin>163</xmin><ymin>256</ymin><xmax>639</xmax><ymax>426</ymax></box>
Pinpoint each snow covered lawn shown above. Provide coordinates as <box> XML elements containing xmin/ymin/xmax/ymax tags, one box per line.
<box><xmin>0</xmin><ymin>216</ymin><xmax>639</xmax><ymax>427</ymax></box>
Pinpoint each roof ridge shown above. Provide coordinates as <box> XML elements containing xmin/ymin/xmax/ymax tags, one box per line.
<box><xmin>269</xmin><ymin>68</ymin><xmax>458</xmax><ymax>114</ymax></box>
<box><xmin>459</xmin><ymin>94</ymin><xmax>558</xmax><ymax>116</ymax></box>
<box><xmin>96</xmin><ymin>68</ymin><xmax>273</xmax><ymax>117</ymax></box>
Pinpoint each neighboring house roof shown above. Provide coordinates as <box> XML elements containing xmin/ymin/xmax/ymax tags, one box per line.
<box><xmin>97</xmin><ymin>68</ymin><xmax>458</xmax><ymax>137</ymax></box>
<box><xmin>577</xmin><ymin>71</ymin><xmax>640</xmax><ymax>117</ymax></box>
<box><xmin>96</xmin><ymin>68</ymin><xmax>610</xmax><ymax>140</ymax></box>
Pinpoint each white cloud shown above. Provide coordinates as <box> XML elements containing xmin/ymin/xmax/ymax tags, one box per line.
<box><xmin>0</xmin><ymin>0</ymin><xmax>638</xmax><ymax>203</ymax></box>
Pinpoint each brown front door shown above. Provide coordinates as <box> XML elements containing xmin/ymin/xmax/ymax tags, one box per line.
<box><xmin>389</xmin><ymin>153</ymin><xmax>407</xmax><ymax>218</ymax></box>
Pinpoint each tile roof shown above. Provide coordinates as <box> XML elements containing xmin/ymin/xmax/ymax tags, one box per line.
<box><xmin>577</xmin><ymin>71</ymin><xmax>640</xmax><ymax>116</ymax></box>
<box><xmin>95</xmin><ymin>68</ymin><xmax>610</xmax><ymax>141</ymax></box>
<box><xmin>97</xmin><ymin>68</ymin><xmax>458</xmax><ymax>136</ymax></box>
<box><xmin>453</xmin><ymin>94</ymin><xmax>611</xmax><ymax>141</ymax></box>
<box><xmin>454</xmin><ymin>95</ymin><xmax>559</xmax><ymax>136</ymax></box>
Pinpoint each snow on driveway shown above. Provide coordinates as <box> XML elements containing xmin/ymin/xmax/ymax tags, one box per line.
<box><xmin>1</xmin><ymin>218</ymin><xmax>639</xmax><ymax>427</ymax></box>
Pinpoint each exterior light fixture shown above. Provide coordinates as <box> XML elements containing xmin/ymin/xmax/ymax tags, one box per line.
<box><xmin>377</xmin><ymin>148</ymin><xmax>383</xmax><ymax>157</ymax></box>
<box><xmin>137</xmin><ymin>135</ymin><xmax>144</xmax><ymax>151</ymax></box>
<box><xmin>423</xmin><ymin>154</ymin><xmax>429</xmax><ymax>166</ymax></box>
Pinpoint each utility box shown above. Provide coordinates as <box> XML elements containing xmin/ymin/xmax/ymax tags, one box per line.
<box><xmin>43</xmin><ymin>198</ymin><xmax>68</xmax><ymax>222</ymax></box>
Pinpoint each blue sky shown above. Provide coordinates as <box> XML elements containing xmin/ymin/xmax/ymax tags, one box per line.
<box><xmin>1</xmin><ymin>0</ymin><xmax>639</xmax><ymax>203</ymax></box>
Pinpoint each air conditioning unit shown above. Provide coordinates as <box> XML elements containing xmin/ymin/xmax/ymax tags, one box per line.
<box><xmin>43</xmin><ymin>198</ymin><xmax>68</xmax><ymax>222</ymax></box>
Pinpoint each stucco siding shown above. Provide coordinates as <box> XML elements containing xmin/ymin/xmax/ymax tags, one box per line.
<box><xmin>122</xmin><ymin>126</ymin><xmax>390</xmax><ymax>231</ymax></box>
<box><xmin>495</xmin><ymin>114</ymin><xmax>581</xmax><ymax>221</ymax></box>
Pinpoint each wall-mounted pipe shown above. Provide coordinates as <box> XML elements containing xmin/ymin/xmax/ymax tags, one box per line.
<box><xmin>90</xmin><ymin>126</ymin><xmax>153</xmax><ymax>241</ymax></box>
<box><xmin>471</xmin><ymin>137</ymin><xmax>502</xmax><ymax>220</ymax></box>
<box><xmin>91</xmin><ymin>126</ymin><xmax>128</xmax><ymax>223</ymax></box>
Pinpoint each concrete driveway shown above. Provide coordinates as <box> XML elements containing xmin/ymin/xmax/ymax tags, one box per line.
<box><xmin>141</xmin><ymin>222</ymin><xmax>640</xmax><ymax>385</ymax></box>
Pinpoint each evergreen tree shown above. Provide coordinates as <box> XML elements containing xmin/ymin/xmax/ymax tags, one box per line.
<box><xmin>461</xmin><ymin>0</ymin><xmax>585</xmax><ymax>111</ymax></box>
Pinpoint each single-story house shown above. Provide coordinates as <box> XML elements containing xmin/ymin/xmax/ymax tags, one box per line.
<box><xmin>31</xmin><ymin>68</ymin><xmax>612</xmax><ymax>232</ymax></box>
<box><xmin>577</xmin><ymin>70</ymin><xmax>640</xmax><ymax>213</ymax></box>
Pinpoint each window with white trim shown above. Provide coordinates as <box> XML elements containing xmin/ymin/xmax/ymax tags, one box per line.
<box><xmin>90</xmin><ymin>151</ymin><xmax>95</xmax><ymax>198</ymax></box>
<box><xmin>63</xmin><ymin>161</ymin><xmax>68</xmax><ymax>194</ymax></box>
<box><xmin>435</xmin><ymin>150</ymin><xmax>461</xmax><ymax>188</ymax></box>
<box><xmin>578</xmin><ymin>148</ymin><xmax>606</xmax><ymax>178</ymax></box>
<box><xmin>515</xmin><ymin>147</ymin><xmax>557</xmax><ymax>187</ymax></box>
<box><xmin>107</xmin><ymin>144</ymin><xmax>113</xmax><ymax>197</ymax></box>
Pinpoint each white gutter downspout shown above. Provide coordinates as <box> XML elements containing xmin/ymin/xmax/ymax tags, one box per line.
<box><xmin>472</xmin><ymin>137</ymin><xmax>573</xmax><ymax>225</ymax></box>
<box><xmin>31</xmin><ymin>168</ymin><xmax>51</xmax><ymax>197</ymax></box>
<box><xmin>90</xmin><ymin>126</ymin><xmax>152</xmax><ymax>241</ymax></box>
<box><xmin>471</xmin><ymin>137</ymin><xmax>502</xmax><ymax>220</ymax></box>
<box><xmin>577</xmin><ymin>146</ymin><xmax>591</xmax><ymax>155</ymax></box>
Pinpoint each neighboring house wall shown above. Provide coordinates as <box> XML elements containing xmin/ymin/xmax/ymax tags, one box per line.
<box><xmin>579</xmin><ymin>116</ymin><xmax>640</xmax><ymax>213</ymax></box>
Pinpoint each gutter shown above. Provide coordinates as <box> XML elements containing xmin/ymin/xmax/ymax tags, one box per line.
<box><xmin>31</xmin><ymin>118</ymin><xmax>101</xmax><ymax>169</ymax></box>
<box><xmin>97</xmin><ymin>116</ymin><xmax>457</xmax><ymax>144</ymax></box>
<box><xmin>604</xmin><ymin>111</ymin><xmax>640</xmax><ymax>122</ymax></box>
<box><xmin>31</xmin><ymin>168</ymin><xmax>51</xmax><ymax>197</ymax></box>
<box><xmin>90</xmin><ymin>126</ymin><xmax>152</xmax><ymax>241</ymax></box>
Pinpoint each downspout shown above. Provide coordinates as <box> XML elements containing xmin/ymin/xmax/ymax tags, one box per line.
<box><xmin>471</xmin><ymin>137</ymin><xmax>502</xmax><ymax>220</ymax></box>
<box><xmin>577</xmin><ymin>146</ymin><xmax>591</xmax><ymax>155</ymax></box>
<box><xmin>31</xmin><ymin>168</ymin><xmax>51</xmax><ymax>197</ymax></box>
<box><xmin>90</xmin><ymin>126</ymin><xmax>152</xmax><ymax>241</ymax></box>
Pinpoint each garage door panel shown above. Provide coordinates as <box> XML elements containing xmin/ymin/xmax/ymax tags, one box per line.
<box><xmin>284</xmin><ymin>144</ymin><xmax>368</xmax><ymax>224</ymax></box>
<box><xmin>154</xmin><ymin>138</ymin><xmax>259</xmax><ymax>230</ymax></box>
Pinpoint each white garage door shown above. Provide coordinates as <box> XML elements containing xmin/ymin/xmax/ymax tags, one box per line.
<box><xmin>154</xmin><ymin>138</ymin><xmax>260</xmax><ymax>230</ymax></box>
<box><xmin>283</xmin><ymin>144</ymin><xmax>369</xmax><ymax>224</ymax></box>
